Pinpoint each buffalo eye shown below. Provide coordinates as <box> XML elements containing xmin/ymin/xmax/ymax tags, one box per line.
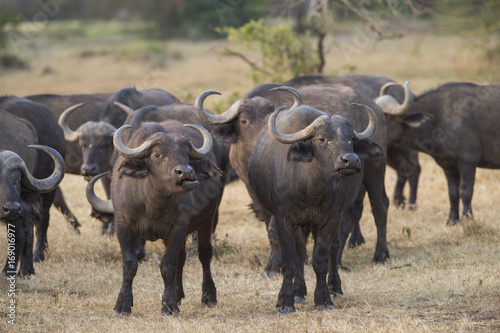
<box><xmin>241</xmin><ymin>119</ymin><xmax>247</xmax><ymax>124</ymax></box>
<box><xmin>154</xmin><ymin>153</ymin><xmax>160</xmax><ymax>158</ymax></box>
<box><xmin>319</xmin><ymin>137</ymin><xmax>325</xmax><ymax>142</ymax></box>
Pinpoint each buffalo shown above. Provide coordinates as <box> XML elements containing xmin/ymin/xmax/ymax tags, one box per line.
<box><xmin>247</xmin><ymin>93</ymin><xmax>380</xmax><ymax>313</ymax></box>
<box><xmin>375</xmin><ymin>81</ymin><xmax>500</xmax><ymax>224</ymax></box>
<box><xmin>86</xmin><ymin>120</ymin><xmax>227</xmax><ymax>315</ymax></box>
<box><xmin>284</xmin><ymin>75</ymin><xmax>421</xmax><ymax>209</ymax></box>
<box><xmin>1</xmin><ymin>109</ymin><xmax>65</xmax><ymax>277</ymax></box>
<box><xmin>0</xmin><ymin>96</ymin><xmax>69</xmax><ymax>262</ymax></box>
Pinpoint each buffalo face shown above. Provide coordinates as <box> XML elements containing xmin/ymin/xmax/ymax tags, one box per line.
<box><xmin>114</xmin><ymin>122</ymin><xmax>214</xmax><ymax>194</ymax></box>
<box><xmin>77</xmin><ymin>123</ymin><xmax>116</xmax><ymax>180</ymax></box>
<box><xmin>0</xmin><ymin>164</ymin><xmax>23</xmax><ymax>221</ymax></box>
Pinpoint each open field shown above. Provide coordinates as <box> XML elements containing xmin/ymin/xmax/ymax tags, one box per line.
<box><xmin>0</xmin><ymin>21</ymin><xmax>499</xmax><ymax>332</ymax></box>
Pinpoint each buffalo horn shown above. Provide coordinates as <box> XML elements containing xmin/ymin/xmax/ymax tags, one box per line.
<box><xmin>113</xmin><ymin>125</ymin><xmax>163</xmax><ymax>159</ymax></box>
<box><xmin>183</xmin><ymin>124</ymin><xmax>213</xmax><ymax>160</ymax></box>
<box><xmin>10</xmin><ymin>145</ymin><xmax>65</xmax><ymax>193</ymax></box>
<box><xmin>269</xmin><ymin>86</ymin><xmax>303</xmax><ymax>108</ymax></box>
<box><xmin>195</xmin><ymin>90</ymin><xmax>240</xmax><ymax>125</ymax></box>
<box><xmin>86</xmin><ymin>172</ymin><xmax>114</xmax><ymax>214</ymax></box>
<box><xmin>268</xmin><ymin>106</ymin><xmax>330</xmax><ymax>144</ymax></box>
<box><xmin>58</xmin><ymin>103</ymin><xmax>84</xmax><ymax>142</ymax></box>
<box><xmin>351</xmin><ymin>103</ymin><xmax>377</xmax><ymax>140</ymax></box>
<box><xmin>375</xmin><ymin>81</ymin><xmax>414</xmax><ymax>116</ymax></box>
<box><xmin>113</xmin><ymin>102</ymin><xmax>135</xmax><ymax>115</ymax></box>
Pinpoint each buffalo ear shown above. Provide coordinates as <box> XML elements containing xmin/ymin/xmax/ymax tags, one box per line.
<box><xmin>212</xmin><ymin>125</ymin><xmax>238</xmax><ymax>144</ymax></box>
<box><xmin>402</xmin><ymin>112</ymin><xmax>433</xmax><ymax>128</ymax></box>
<box><xmin>353</xmin><ymin>139</ymin><xmax>385</xmax><ymax>160</ymax></box>
<box><xmin>287</xmin><ymin>141</ymin><xmax>313</xmax><ymax>162</ymax></box>
<box><xmin>118</xmin><ymin>158</ymin><xmax>148</xmax><ymax>178</ymax></box>
<box><xmin>192</xmin><ymin>159</ymin><xmax>223</xmax><ymax>180</ymax></box>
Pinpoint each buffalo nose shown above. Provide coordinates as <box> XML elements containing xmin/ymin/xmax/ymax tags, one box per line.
<box><xmin>81</xmin><ymin>164</ymin><xmax>97</xmax><ymax>175</ymax></box>
<box><xmin>172</xmin><ymin>165</ymin><xmax>195</xmax><ymax>180</ymax></box>
<box><xmin>340</xmin><ymin>153</ymin><xmax>360</xmax><ymax>169</ymax></box>
<box><xmin>1</xmin><ymin>202</ymin><xmax>22</xmax><ymax>218</ymax></box>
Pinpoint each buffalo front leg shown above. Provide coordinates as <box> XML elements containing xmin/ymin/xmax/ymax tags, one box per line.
<box><xmin>313</xmin><ymin>225</ymin><xmax>334</xmax><ymax>311</ymax></box>
<box><xmin>264</xmin><ymin>215</ymin><xmax>281</xmax><ymax>277</ymax></box>
<box><xmin>160</xmin><ymin>226</ymin><xmax>186</xmax><ymax>315</ymax></box>
<box><xmin>114</xmin><ymin>225</ymin><xmax>138</xmax><ymax>316</ymax></box>
<box><xmin>197</xmin><ymin>224</ymin><xmax>217</xmax><ymax>308</ymax></box>
<box><xmin>34</xmin><ymin>190</ymin><xmax>55</xmax><ymax>262</ymax></box>
<box><xmin>293</xmin><ymin>227</ymin><xmax>308</xmax><ymax>303</ymax></box>
<box><xmin>275</xmin><ymin>214</ymin><xmax>298</xmax><ymax>314</ymax></box>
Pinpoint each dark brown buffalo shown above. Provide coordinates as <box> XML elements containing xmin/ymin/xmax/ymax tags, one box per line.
<box><xmin>283</xmin><ymin>75</ymin><xmax>421</xmax><ymax>210</ymax></box>
<box><xmin>375</xmin><ymin>81</ymin><xmax>500</xmax><ymax>224</ymax></box>
<box><xmin>247</xmin><ymin>95</ymin><xmax>381</xmax><ymax>313</ymax></box>
<box><xmin>1</xmin><ymin>109</ymin><xmax>65</xmax><ymax>277</ymax></box>
<box><xmin>0</xmin><ymin>96</ymin><xmax>68</xmax><ymax>262</ymax></box>
<box><xmin>86</xmin><ymin>121</ymin><xmax>227</xmax><ymax>315</ymax></box>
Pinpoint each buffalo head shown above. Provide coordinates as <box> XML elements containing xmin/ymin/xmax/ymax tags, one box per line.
<box><xmin>59</xmin><ymin>103</ymin><xmax>132</xmax><ymax>180</ymax></box>
<box><xmin>113</xmin><ymin>122</ymin><xmax>214</xmax><ymax>193</ymax></box>
<box><xmin>0</xmin><ymin>145</ymin><xmax>65</xmax><ymax>221</ymax></box>
<box><xmin>268</xmin><ymin>87</ymin><xmax>380</xmax><ymax>177</ymax></box>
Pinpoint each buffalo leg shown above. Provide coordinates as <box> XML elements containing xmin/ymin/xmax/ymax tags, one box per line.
<box><xmin>458</xmin><ymin>161</ymin><xmax>476</xmax><ymax>220</ymax></box>
<box><xmin>407</xmin><ymin>154</ymin><xmax>421</xmax><ymax>210</ymax></box>
<box><xmin>34</xmin><ymin>190</ymin><xmax>56</xmax><ymax>262</ymax></box>
<box><xmin>160</xmin><ymin>226</ymin><xmax>186</xmax><ymax>315</ymax></box>
<box><xmin>275</xmin><ymin>214</ymin><xmax>297</xmax><ymax>314</ymax></box>
<box><xmin>293</xmin><ymin>227</ymin><xmax>308</xmax><ymax>303</ymax></box>
<box><xmin>18</xmin><ymin>219</ymin><xmax>35</xmax><ymax>277</ymax></box>
<box><xmin>197</xmin><ymin>223</ymin><xmax>217</xmax><ymax>307</ymax></box>
<box><xmin>53</xmin><ymin>187</ymin><xmax>80</xmax><ymax>233</ymax></box>
<box><xmin>175</xmin><ymin>242</ymin><xmax>186</xmax><ymax>304</ymax></box>
<box><xmin>364</xmin><ymin>157</ymin><xmax>390</xmax><ymax>264</ymax></box>
<box><xmin>114</xmin><ymin>223</ymin><xmax>138</xmax><ymax>316</ymax></box>
<box><xmin>337</xmin><ymin>189</ymin><xmax>364</xmax><ymax>268</ymax></box>
<box><xmin>2</xmin><ymin>221</ymin><xmax>27</xmax><ymax>276</ymax></box>
<box><xmin>393</xmin><ymin>175</ymin><xmax>407</xmax><ymax>208</ymax></box>
<box><xmin>327</xmin><ymin>231</ymin><xmax>343</xmax><ymax>297</ymax></box>
<box><xmin>135</xmin><ymin>238</ymin><xmax>146</xmax><ymax>260</ymax></box>
<box><xmin>437</xmin><ymin>160</ymin><xmax>461</xmax><ymax>225</ymax></box>
<box><xmin>264</xmin><ymin>216</ymin><xmax>281</xmax><ymax>277</ymax></box>
<box><xmin>313</xmin><ymin>223</ymin><xmax>334</xmax><ymax>311</ymax></box>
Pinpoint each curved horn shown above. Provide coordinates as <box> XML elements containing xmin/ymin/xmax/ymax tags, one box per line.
<box><xmin>351</xmin><ymin>103</ymin><xmax>377</xmax><ymax>140</ymax></box>
<box><xmin>269</xmin><ymin>86</ymin><xmax>303</xmax><ymax>108</ymax></box>
<box><xmin>268</xmin><ymin>106</ymin><xmax>330</xmax><ymax>144</ymax></box>
<box><xmin>379</xmin><ymin>82</ymin><xmax>398</xmax><ymax>96</ymax></box>
<box><xmin>16</xmin><ymin>145</ymin><xmax>65</xmax><ymax>193</ymax></box>
<box><xmin>195</xmin><ymin>90</ymin><xmax>240</xmax><ymax>125</ymax></box>
<box><xmin>86</xmin><ymin>172</ymin><xmax>114</xmax><ymax>214</ymax></box>
<box><xmin>58</xmin><ymin>103</ymin><xmax>84</xmax><ymax>142</ymax></box>
<box><xmin>113</xmin><ymin>125</ymin><xmax>163</xmax><ymax>159</ymax></box>
<box><xmin>375</xmin><ymin>81</ymin><xmax>415</xmax><ymax>116</ymax></box>
<box><xmin>113</xmin><ymin>101</ymin><xmax>135</xmax><ymax>115</ymax></box>
<box><xmin>183</xmin><ymin>124</ymin><xmax>213</xmax><ymax>160</ymax></box>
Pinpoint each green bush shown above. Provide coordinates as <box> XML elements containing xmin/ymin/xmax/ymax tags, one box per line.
<box><xmin>218</xmin><ymin>19</ymin><xmax>319</xmax><ymax>84</ymax></box>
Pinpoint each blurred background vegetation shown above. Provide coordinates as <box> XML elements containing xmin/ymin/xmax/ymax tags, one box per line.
<box><xmin>0</xmin><ymin>0</ymin><xmax>499</xmax><ymax>82</ymax></box>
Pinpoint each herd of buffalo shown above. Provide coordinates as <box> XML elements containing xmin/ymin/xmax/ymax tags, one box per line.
<box><xmin>1</xmin><ymin>74</ymin><xmax>499</xmax><ymax>315</ymax></box>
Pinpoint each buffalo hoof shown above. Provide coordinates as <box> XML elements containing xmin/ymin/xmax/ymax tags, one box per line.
<box><xmin>315</xmin><ymin>304</ymin><xmax>333</xmax><ymax>311</ymax></box>
<box><xmin>201</xmin><ymin>301</ymin><xmax>217</xmax><ymax>308</ymax></box>
<box><xmin>446</xmin><ymin>218</ymin><xmax>460</xmax><ymax>226</ymax></box>
<box><xmin>33</xmin><ymin>252</ymin><xmax>44</xmax><ymax>263</ymax></box>
<box><xmin>276</xmin><ymin>306</ymin><xmax>295</xmax><ymax>315</ymax></box>
<box><xmin>263</xmin><ymin>270</ymin><xmax>280</xmax><ymax>278</ymax></box>
<box><xmin>294</xmin><ymin>296</ymin><xmax>306</xmax><ymax>304</ymax></box>
<box><xmin>113</xmin><ymin>310</ymin><xmax>131</xmax><ymax>317</ymax></box>
<box><xmin>373</xmin><ymin>250</ymin><xmax>389</xmax><ymax>264</ymax></box>
<box><xmin>408</xmin><ymin>203</ymin><xmax>417</xmax><ymax>211</ymax></box>
<box><xmin>162</xmin><ymin>309</ymin><xmax>180</xmax><ymax>316</ymax></box>
<box><xmin>330</xmin><ymin>292</ymin><xmax>343</xmax><ymax>300</ymax></box>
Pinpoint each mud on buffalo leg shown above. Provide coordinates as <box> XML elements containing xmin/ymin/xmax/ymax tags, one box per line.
<box><xmin>114</xmin><ymin>221</ymin><xmax>138</xmax><ymax>316</ymax></box>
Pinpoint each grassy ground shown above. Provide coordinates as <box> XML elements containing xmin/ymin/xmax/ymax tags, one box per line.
<box><xmin>0</xmin><ymin>20</ymin><xmax>499</xmax><ymax>332</ymax></box>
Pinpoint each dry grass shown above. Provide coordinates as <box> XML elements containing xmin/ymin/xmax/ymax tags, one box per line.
<box><xmin>1</xmin><ymin>21</ymin><xmax>500</xmax><ymax>332</ymax></box>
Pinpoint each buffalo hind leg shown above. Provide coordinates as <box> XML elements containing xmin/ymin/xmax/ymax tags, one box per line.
<box><xmin>53</xmin><ymin>187</ymin><xmax>80</xmax><ymax>233</ymax></box>
<box><xmin>458</xmin><ymin>161</ymin><xmax>477</xmax><ymax>220</ymax></box>
<box><xmin>437</xmin><ymin>160</ymin><xmax>461</xmax><ymax>225</ymax></box>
